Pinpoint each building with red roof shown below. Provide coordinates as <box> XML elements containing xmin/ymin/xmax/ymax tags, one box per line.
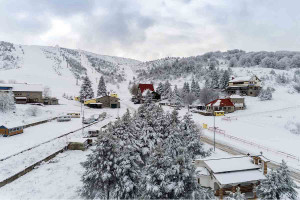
<box><xmin>206</xmin><ymin>98</ymin><xmax>235</xmax><ymax>113</ymax></box>
<box><xmin>138</xmin><ymin>84</ymin><xmax>154</xmax><ymax>94</ymax></box>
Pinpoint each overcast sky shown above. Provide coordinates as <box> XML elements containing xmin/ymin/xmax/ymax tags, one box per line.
<box><xmin>0</xmin><ymin>0</ymin><xmax>300</xmax><ymax>61</ymax></box>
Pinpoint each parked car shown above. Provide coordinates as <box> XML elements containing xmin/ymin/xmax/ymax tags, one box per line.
<box><xmin>83</xmin><ymin>117</ymin><xmax>96</xmax><ymax>124</ymax></box>
<box><xmin>57</xmin><ymin>115</ymin><xmax>71</xmax><ymax>122</ymax></box>
<box><xmin>67</xmin><ymin>113</ymin><xmax>80</xmax><ymax>118</ymax></box>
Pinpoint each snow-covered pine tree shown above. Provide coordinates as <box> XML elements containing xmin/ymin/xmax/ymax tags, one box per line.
<box><xmin>182</xmin><ymin>82</ymin><xmax>190</xmax><ymax>95</ymax></box>
<box><xmin>180</xmin><ymin>113</ymin><xmax>211</xmax><ymax>159</ymax></box>
<box><xmin>210</xmin><ymin>70</ymin><xmax>220</xmax><ymax>89</ymax></box>
<box><xmin>163</xmin><ymin>81</ymin><xmax>172</xmax><ymax>100</ymax></box>
<box><xmin>81</xmin><ymin>133</ymin><xmax>119</xmax><ymax>199</ymax></box>
<box><xmin>258</xmin><ymin>169</ymin><xmax>282</xmax><ymax>199</ymax></box>
<box><xmin>97</xmin><ymin>76</ymin><xmax>107</xmax><ymax>97</ymax></box>
<box><xmin>156</xmin><ymin>82</ymin><xmax>164</xmax><ymax>95</ymax></box>
<box><xmin>79</xmin><ymin>76</ymin><xmax>94</xmax><ymax>101</ymax></box>
<box><xmin>258</xmin><ymin>160</ymin><xmax>298</xmax><ymax>200</ymax></box>
<box><xmin>194</xmin><ymin>81</ymin><xmax>201</xmax><ymax>97</ymax></box>
<box><xmin>220</xmin><ymin>70</ymin><xmax>230</xmax><ymax>89</ymax></box>
<box><xmin>115</xmin><ymin>141</ymin><xmax>143</xmax><ymax>199</ymax></box>
<box><xmin>0</xmin><ymin>90</ymin><xmax>15</xmax><ymax>112</ymax></box>
<box><xmin>171</xmin><ymin>85</ymin><xmax>182</xmax><ymax>106</ymax></box>
<box><xmin>276</xmin><ymin>160</ymin><xmax>298</xmax><ymax>199</ymax></box>
<box><xmin>191</xmin><ymin>78</ymin><xmax>197</xmax><ymax>95</ymax></box>
<box><xmin>141</xmin><ymin>144</ymin><xmax>173</xmax><ymax>199</ymax></box>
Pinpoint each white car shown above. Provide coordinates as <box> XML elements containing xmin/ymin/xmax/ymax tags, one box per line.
<box><xmin>57</xmin><ymin>115</ymin><xmax>71</xmax><ymax>122</ymax></box>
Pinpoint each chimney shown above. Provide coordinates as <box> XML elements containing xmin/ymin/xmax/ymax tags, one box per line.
<box><xmin>263</xmin><ymin>161</ymin><xmax>268</xmax><ymax>175</ymax></box>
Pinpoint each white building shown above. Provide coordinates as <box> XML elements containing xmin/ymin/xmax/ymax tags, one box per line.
<box><xmin>195</xmin><ymin>155</ymin><xmax>268</xmax><ymax>199</ymax></box>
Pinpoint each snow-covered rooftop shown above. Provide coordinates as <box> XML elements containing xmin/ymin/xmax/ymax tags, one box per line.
<box><xmin>214</xmin><ymin>169</ymin><xmax>266</xmax><ymax>185</ymax></box>
<box><xmin>234</xmin><ymin>103</ymin><xmax>244</xmax><ymax>107</ymax></box>
<box><xmin>0</xmin><ymin>83</ymin><xmax>43</xmax><ymax>92</ymax></box>
<box><xmin>201</xmin><ymin>156</ymin><xmax>259</xmax><ymax>173</ymax></box>
<box><xmin>230</xmin><ymin>95</ymin><xmax>244</xmax><ymax>99</ymax></box>
<box><xmin>229</xmin><ymin>76</ymin><xmax>253</xmax><ymax>82</ymax></box>
<box><xmin>195</xmin><ymin>166</ymin><xmax>210</xmax><ymax>176</ymax></box>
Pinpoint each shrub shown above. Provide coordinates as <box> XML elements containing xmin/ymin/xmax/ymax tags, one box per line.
<box><xmin>26</xmin><ymin>106</ymin><xmax>40</xmax><ymax>116</ymax></box>
<box><xmin>259</xmin><ymin>87</ymin><xmax>273</xmax><ymax>101</ymax></box>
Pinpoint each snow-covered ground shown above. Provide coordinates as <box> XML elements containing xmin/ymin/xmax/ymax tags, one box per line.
<box><xmin>0</xmin><ymin>143</ymin><xmax>228</xmax><ymax>200</ymax></box>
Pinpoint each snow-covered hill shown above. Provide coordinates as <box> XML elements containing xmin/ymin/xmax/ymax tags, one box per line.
<box><xmin>0</xmin><ymin>41</ymin><xmax>141</xmax><ymax>97</ymax></box>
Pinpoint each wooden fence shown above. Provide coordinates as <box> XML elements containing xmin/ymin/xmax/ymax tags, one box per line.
<box><xmin>0</xmin><ymin>147</ymin><xmax>67</xmax><ymax>188</ymax></box>
<box><xmin>207</xmin><ymin>126</ymin><xmax>300</xmax><ymax>162</ymax></box>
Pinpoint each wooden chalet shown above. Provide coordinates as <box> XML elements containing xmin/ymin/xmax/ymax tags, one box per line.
<box><xmin>206</xmin><ymin>98</ymin><xmax>235</xmax><ymax>113</ymax></box>
<box><xmin>195</xmin><ymin>155</ymin><xmax>268</xmax><ymax>199</ymax></box>
<box><xmin>226</xmin><ymin>75</ymin><xmax>261</xmax><ymax>97</ymax></box>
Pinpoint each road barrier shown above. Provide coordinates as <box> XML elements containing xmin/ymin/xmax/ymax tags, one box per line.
<box><xmin>221</xmin><ymin>116</ymin><xmax>238</xmax><ymax>121</ymax></box>
<box><xmin>207</xmin><ymin>126</ymin><xmax>300</xmax><ymax>162</ymax></box>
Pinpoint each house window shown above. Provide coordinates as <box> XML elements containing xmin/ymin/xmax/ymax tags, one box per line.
<box><xmin>198</xmin><ymin>178</ymin><xmax>200</xmax><ymax>184</ymax></box>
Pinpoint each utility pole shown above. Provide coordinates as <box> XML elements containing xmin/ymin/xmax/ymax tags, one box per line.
<box><xmin>213</xmin><ymin>110</ymin><xmax>216</xmax><ymax>152</ymax></box>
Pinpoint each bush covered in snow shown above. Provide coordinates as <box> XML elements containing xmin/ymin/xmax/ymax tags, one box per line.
<box><xmin>0</xmin><ymin>91</ymin><xmax>15</xmax><ymax>112</ymax></box>
<box><xmin>285</xmin><ymin>121</ymin><xmax>300</xmax><ymax>135</ymax></box>
<box><xmin>293</xmin><ymin>81</ymin><xmax>300</xmax><ymax>93</ymax></box>
<box><xmin>258</xmin><ymin>87</ymin><xmax>273</xmax><ymax>101</ymax></box>
<box><xmin>26</xmin><ymin>106</ymin><xmax>41</xmax><ymax>117</ymax></box>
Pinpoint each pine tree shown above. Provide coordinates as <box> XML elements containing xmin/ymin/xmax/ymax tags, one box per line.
<box><xmin>163</xmin><ymin>81</ymin><xmax>172</xmax><ymax>100</ymax></box>
<box><xmin>156</xmin><ymin>82</ymin><xmax>164</xmax><ymax>95</ymax></box>
<box><xmin>180</xmin><ymin>113</ymin><xmax>211</xmax><ymax>159</ymax></box>
<box><xmin>170</xmin><ymin>85</ymin><xmax>182</xmax><ymax>105</ymax></box>
<box><xmin>191</xmin><ymin>78</ymin><xmax>197</xmax><ymax>95</ymax></box>
<box><xmin>194</xmin><ymin>81</ymin><xmax>201</xmax><ymax>97</ymax></box>
<box><xmin>210</xmin><ymin>70</ymin><xmax>219</xmax><ymax>89</ymax></box>
<box><xmin>258</xmin><ymin>160</ymin><xmax>298</xmax><ymax>199</ymax></box>
<box><xmin>277</xmin><ymin>160</ymin><xmax>298</xmax><ymax>199</ymax></box>
<box><xmin>142</xmin><ymin>144</ymin><xmax>173</xmax><ymax>199</ymax></box>
<box><xmin>182</xmin><ymin>82</ymin><xmax>190</xmax><ymax>95</ymax></box>
<box><xmin>79</xmin><ymin>76</ymin><xmax>94</xmax><ymax>101</ymax></box>
<box><xmin>220</xmin><ymin>70</ymin><xmax>230</xmax><ymax>89</ymax></box>
<box><xmin>81</xmin><ymin>133</ymin><xmax>119</xmax><ymax>199</ymax></box>
<box><xmin>97</xmin><ymin>76</ymin><xmax>107</xmax><ymax>97</ymax></box>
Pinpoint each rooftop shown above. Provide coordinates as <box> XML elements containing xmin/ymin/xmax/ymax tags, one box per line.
<box><xmin>138</xmin><ymin>84</ymin><xmax>154</xmax><ymax>94</ymax></box>
<box><xmin>198</xmin><ymin>156</ymin><xmax>260</xmax><ymax>173</ymax></box>
<box><xmin>229</xmin><ymin>76</ymin><xmax>253</xmax><ymax>83</ymax></box>
<box><xmin>206</xmin><ymin>98</ymin><xmax>234</xmax><ymax>107</ymax></box>
<box><xmin>0</xmin><ymin>83</ymin><xmax>43</xmax><ymax>92</ymax></box>
<box><xmin>214</xmin><ymin>169</ymin><xmax>266</xmax><ymax>185</ymax></box>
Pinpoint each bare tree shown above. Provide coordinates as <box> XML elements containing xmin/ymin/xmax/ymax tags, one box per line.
<box><xmin>130</xmin><ymin>83</ymin><xmax>139</xmax><ymax>96</ymax></box>
<box><xmin>43</xmin><ymin>86</ymin><xmax>52</xmax><ymax>98</ymax></box>
<box><xmin>199</xmin><ymin>88</ymin><xmax>219</xmax><ymax>104</ymax></box>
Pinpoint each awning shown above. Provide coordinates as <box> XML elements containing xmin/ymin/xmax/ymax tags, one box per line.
<box><xmin>15</xmin><ymin>97</ymin><xmax>27</xmax><ymax>100</ymax></box>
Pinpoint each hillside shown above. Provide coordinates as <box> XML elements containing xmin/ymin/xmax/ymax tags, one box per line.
<box><xmin>0</xmin><ymin>41</ymin><xmax>140</xmax><ymax>97</ymax></box>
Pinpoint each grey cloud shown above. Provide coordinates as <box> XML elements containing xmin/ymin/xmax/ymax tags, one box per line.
<box><xmin>202</xmin><ymin>0</ymin><xmax>300</xmax><ymax>51</ymax></box>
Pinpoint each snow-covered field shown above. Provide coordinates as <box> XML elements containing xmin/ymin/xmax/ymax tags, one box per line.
<box><xmin>0</xmin><ymin>143</ymin><xmax>228</xmax><ymax>200</ymax></box>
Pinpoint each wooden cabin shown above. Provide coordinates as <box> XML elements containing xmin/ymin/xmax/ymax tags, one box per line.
<box><xmin>0</xmin><ymin>125</ymin><xmax>24</xmax><ymax>136</ymax></box>
<box><xmin>206</xmin><ymin>98</ymin><xmax>235</xmax><ymax>114</ymax></box>
<box><xmin>195</xmin><ymin>155</ymin><xmax>268</xmax><ymax>199</ymax></box>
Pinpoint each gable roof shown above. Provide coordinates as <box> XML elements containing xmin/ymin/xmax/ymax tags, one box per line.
<box><xmin>138</xmin><ymin>84</ymin><xmax>154</xmax><ymax>94</ymax></box>
<box><xmin>206</xmin><ymin>98</ymin><xmax>234</xmax><ymax>107</ymax></box>
<box><xmin>214</xmin><ymin>169</ymin><xmax>266</xmax><ymax>185</ymax></box>
<box><xmin>201</xmin><ymin>156</ymin><xmax>260</xmax><ymax>173</ymax></box>
<box><xmin>229</xmin><ymin>75</ymin><xmax>260</xmax><ymax>83</ymax></box>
